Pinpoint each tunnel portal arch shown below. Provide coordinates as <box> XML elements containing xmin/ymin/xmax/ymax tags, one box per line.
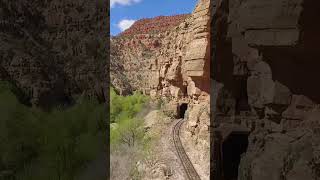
<box><xmin>178</xmin><ymin>103</ymin><xmax>188</xmax><ymax>119</ymax></box>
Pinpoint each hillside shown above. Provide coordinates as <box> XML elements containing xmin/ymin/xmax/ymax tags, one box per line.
<box><xmin>119</xmin><ymin>14</ymin><xmax>190</xmax><ymax>36</ymax></box>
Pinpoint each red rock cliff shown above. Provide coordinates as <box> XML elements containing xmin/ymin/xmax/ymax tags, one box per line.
<box><xmin>119</xmin><ymin>14</ymin><xmax>190</xmax><ymax>36</ymax></box>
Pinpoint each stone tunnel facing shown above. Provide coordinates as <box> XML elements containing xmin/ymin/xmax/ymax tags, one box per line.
<box><xmin>179</xmin><ymin>103</ymin><xmax>188</xmax><ymax>119</ymax></box>
<box><xmin>222</xmin><ymin>132</ymin><xmax>249</xmax><ymax>180</ymax></box>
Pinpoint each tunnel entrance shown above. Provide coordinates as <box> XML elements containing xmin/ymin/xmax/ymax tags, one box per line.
<box><xmin>179</xmin><ymin>103</ymin><xmax>188</xmax><ymax>119</ymax></box>
<box><xmin>222</xmin><ymin>132</ymin><xmax>249</xmax><ymax>180</ymax></box>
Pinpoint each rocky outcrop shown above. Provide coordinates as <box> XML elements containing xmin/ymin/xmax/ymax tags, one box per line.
<box><xmin>0</xmin><ymin>0</ymin><xmax>107</xmax><ymax>108</ymax></box>
<box><xmin>212</xmin><ymin>0</ymin><xmax>320</xmax><ymax>179</ymax></box>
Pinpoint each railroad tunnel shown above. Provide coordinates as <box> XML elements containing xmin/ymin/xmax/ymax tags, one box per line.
<box><xmin>222</xmin><ymin>132</ymin><xmax>249</xmax><ymax>180</ymax></box>
<box><xmin>179</xmin><ymin>103</ymin><xmax>188</xmax><ymax>119</ymax></box>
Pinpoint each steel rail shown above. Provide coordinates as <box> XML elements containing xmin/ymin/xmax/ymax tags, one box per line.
<box><xmin>173</xmin><ymin>120</ymin><xmax>201</xmax><ymax>180</ymax></box>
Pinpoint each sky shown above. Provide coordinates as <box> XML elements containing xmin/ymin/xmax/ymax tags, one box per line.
<box><xmin>110</xmin><ymin>0</ymin><xmax>197</xmax><ymax>36</ymax></box>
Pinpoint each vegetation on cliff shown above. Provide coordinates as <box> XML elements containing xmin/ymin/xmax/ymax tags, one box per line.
<box><xmin>0</xmin><ymin>81</ymin><xmax>106</xmax><ymax>180</ymax></box>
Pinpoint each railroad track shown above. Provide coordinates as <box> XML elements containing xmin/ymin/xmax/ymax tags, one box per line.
<box><xmin>173</xmin><ymin>119</ymin><xmax>201</xmax><ymax>180</ymax></box>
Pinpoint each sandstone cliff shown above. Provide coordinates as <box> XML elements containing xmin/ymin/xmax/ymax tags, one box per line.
<box><xmin>212</xmin><ymin>0</ymin><xmax>320</xmax><ymax>179</ymax></box>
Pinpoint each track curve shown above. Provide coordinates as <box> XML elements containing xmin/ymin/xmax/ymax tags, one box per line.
<box><xmin>173</xmin><ymin>119</ymin><xmax>201</xmax><ymax>180</ymax></box>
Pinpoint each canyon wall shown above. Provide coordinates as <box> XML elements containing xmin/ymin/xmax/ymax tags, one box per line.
<box><xmin>110</xmin><ymin>0</ymin><xmax>213</xmax><ymax>178</ymax></box>
<box><xmin>212</xmin><ymin>0</ymin><xmax>320</xmax><ymax>179</ymax></box>
<box><xmin>0</xmin><ymin>0</ymin><xmax>107</xmax><ymax>108</ymax></box>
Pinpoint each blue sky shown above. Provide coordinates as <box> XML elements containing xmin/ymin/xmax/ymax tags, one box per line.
<box><xmin>110</xmin><ymin>0</ymin><xmax>197</xmax><ymax>36</ymax></box>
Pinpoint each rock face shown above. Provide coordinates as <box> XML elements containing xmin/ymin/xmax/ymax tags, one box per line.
<box><xmin>212</xmin><ymin>0</ymin><xmax>320</xmax><ymax>179</ymax></box>
<box><xmin>110</xmin><ymin>0</ymin><xmax>213</xmax><ymax>178</ymax></box>
<box><xmin>120</xmin><ymin>14</ymin><xmax>190</xmax><ymax>37</ymax></box>
<box><xmin>0</xmin><ymin>0</ymin><xmax>107</xmax><ymax>108</ymax></box>
<box><xmin>111</xmin><ymin>1</ymin><xmax>211</xmax><ymax>97</ymax></box>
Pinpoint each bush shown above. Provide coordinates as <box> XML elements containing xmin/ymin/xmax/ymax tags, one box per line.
<box><xmin>110</xmin><ymin>117</ymin><xmax>144</xmax><ymax>148</ymax></box>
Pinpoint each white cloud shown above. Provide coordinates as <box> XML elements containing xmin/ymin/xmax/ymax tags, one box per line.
<box><xmin>117</xmin><ymin>19</ymin><xmax>136</xmax><ymax>31</ymax></box>
<box><xmin>111</xmin><ymin>0</ymin><xmax>142</xmax><ymax>8</ymax></box>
